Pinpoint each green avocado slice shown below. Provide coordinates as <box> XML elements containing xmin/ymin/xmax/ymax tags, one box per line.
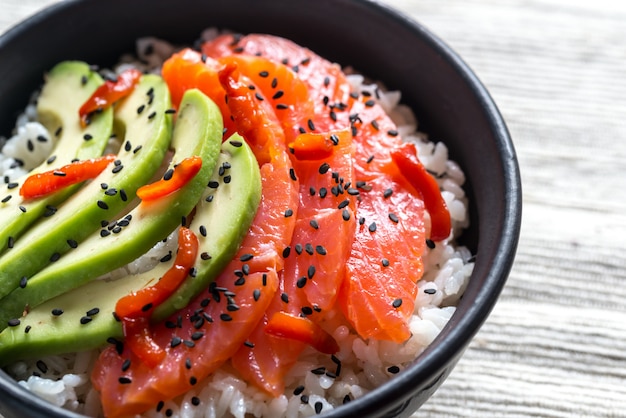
<box><xmin>0</xmin><ymin>135</ymin><xmax>261</xmax><ymax>363</ymax></box>
<box><xmin>0</xmin><ymin>73</ymin><xmax>172</xmax><ymax>301</ymax></box>
<box><xmin>0</xmin><ymin>88</ymin><xmax>223</xmax><ymax>331</ymax></box>
<box><xmin>0</xmin><ymin>61</ymin><xmax>113</xmax><ymax>255</ymax></box>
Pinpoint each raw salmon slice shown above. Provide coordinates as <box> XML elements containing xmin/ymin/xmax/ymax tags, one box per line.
<box><xmin>212</xmin><ymin>54</ymin><xmax>356</xmax><ymax>395</ymax></box>
<box><xmin>92</xmin><ymin>60</ymin><xmax>299</xmax><ymax>418</ymax></box>
<box><xmin>203</xmin><ymin>33</ymin><xmax>434</xmax><ymax>343</ymax></box>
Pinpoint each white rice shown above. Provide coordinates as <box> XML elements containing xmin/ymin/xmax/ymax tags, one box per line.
<box><xmin>3</xmin><ymin>33</ymin><xmax>474</xmax><ymax>417</ymax></box>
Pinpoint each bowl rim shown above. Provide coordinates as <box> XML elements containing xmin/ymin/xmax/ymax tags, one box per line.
<box><xmin>0</xmin><ymin>0</ymin><xmax>522</xmax><ymax>417</ymax></box>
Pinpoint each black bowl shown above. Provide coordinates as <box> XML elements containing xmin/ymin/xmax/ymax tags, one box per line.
<box><xmin>0</xmin><ymin>0</ymin><xmax>521</xmax><ymax>417</ymax></box>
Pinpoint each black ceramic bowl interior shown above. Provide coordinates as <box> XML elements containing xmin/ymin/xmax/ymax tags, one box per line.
<box><xmin>0</xmin><ymin>0</ymin><xmax>521</xmax><ymax>417</ymax></box>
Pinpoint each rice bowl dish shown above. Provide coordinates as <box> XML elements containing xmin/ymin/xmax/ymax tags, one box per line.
<box><xmin>0</xmin><ymin>1</ymin><xmax>521</xmax><ymax>418</ymax></box>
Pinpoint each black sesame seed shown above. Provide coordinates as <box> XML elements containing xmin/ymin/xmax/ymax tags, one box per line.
<box><xmin>201</xmin><ymin>252</ymin><xmax>211</xmax><ymax>260</ymax></box>
<box><xmin>318</xmin><ymin>162</ymin><xmax>331</xmax><ymax>174</ymax></box>
<box><xmin>343</xmin><ymin>395</ymin><xmax>351</xmax><ymax>404</ymax></box>
<box><xmin>199</xmin><ymin>225</ymin><xmax>207</xmax><ymax>237</ymax></box>
<box><xmin>253</xmin><ymin>288</ymin><xmax>261</xmax><ymax>301</ymax></box>
<box><xmin>272</xmin><ymin>90</ymin><xmax>284</xmax><ymax>100</ymax></box>
<box><xmin>171</xmin><ymin>337</ymin><xmax>182</xmax><ymax>348</ymax></box>
<box><xmin>147</xmin><ymin>111</ymin><xmax>157</xmax><ymax>119</ymax></box>
<box><xmin>2</xmin><ymin>195</ymin><xmax>12</xmax><ymax>203</ymax></box>
<box><xmin>389</xmin><ymin>213</ymin><xmax>399</xmax><ymax>223</ymax></box>
<box><xmin>382</xmin><ymin>258</ymin><xmax>390</xmax><ymax>267</ymax></box>
<box><xmin>160</xmin><ymin>252</ymin><xmax>172</xmax><ymax>263</ymax></box>
<box><xmin>315</xmin><ymin>402</ymin><xmax>323</xmax><ymax>414</ymax></box>
<box><xmin>80</xmin><ymin>316</ymin><xmax>92</xmax><ymax>324</ymax></box>
<box><xmin>133</xmin><ymin>145</ymin><xmax>142</xmax><ymax>154</ymax></box>
<box><xmin>51</xmin><ymin>308</ymin><xmax>64</xmax><ymax>316</ymax></box>
<box><xmin>19</xmin><ymin>205</ymin><xmax>26</xmax><ymax>212</ymax></box>
<box><xmin>307</xmin><ymin>119</ymin><xmax>316</xmax><ymax>131</ymax></box>
<box><xmin>305</xmin><ymin>243</ymin><xmax>314</xmax><ymax>255</ymax></box>
<box><xmin>296</xmin><ymin>276</ymin><xmax>307</xmax><ymax>289</ymax></box>
<box><xmin>309</xmin><ymin>219</ymin><xmax>319</xmax><ymax>230</ymax></box>
<box><xmin>424</xmin><ymin>288</ymin><xmax>437</xmax><ymax>295</ymax></box>
<box><xmin>97</xmin><ymin>200</ymin><xmax>109</xmax><ymax>210</ymax></box>
<box><xmin>165</xmin><ymin>108</ymin><xmax>176</xmax><ymax>114</ymax></box>
<box><xmin>426</xmin><ymin>239</ymin><xmax>436</xmax><ymax>249</ymax></box>
<box><xmin>7</xmin><ymin>318</ymin><xmax>20</xmax><ymax>327</ymax></box>
<box><xmin>191</xmin><ymin>396</ymin><xmax>201</xmax><ymax>406</ymax></box>
<box><xmin>383</xmin><ymin>188</ymin><xmax>393</xmax><ymax>198</ymax></box>
<box><xmin>118</xmin><ymin>377</ymin><xmax>132</xmax><ymax>384</ymax></box>
<box><xmin>392</xmin><ymin>298</ymin><xmax>403</xmax><ymax>308</ymax></box>
<box><xmin>293</xmin><ymin>385</ymin><xmax>305</xmax><ymax>395</ymax></box>
<box><xmin>255</xmin><ymin>92</ymin><xmax>264</xmax><ymax>101</ymax></box>
<box><xmin>220</xmin><ymin>313</ymin><xmax>233</xmax><ymax>322</ymax></box>
<box><xmin>282</xmin><ymin>246</ymin><xmax>291</xmax><ymax>258</ymax></box>
<box><xmin>301</xmin><ymin>306</ymin><xmax>313</xmax><ymax>316</ymax></box>
<box><xmin>112</xmin><ymin>164</ymin><xmax>124</xmax><ymax>174</ymax></box>
<box><xmin>307</xmin><ymin>265</ymin><xmax>316</xmax><ymax>279</ymax></box>
<box><xmin>35</xmin><ymin>360</ymin><xmax>48</xmax><ymax>374</ymax></box>
<box><xmin>319</xmin><ymin>188</ymin><xmax>327</xmax><ymax>198</ymax></box>
<box><xmin>342</xmin><ymin>209</ymin><xmax>351</xmax><ymax>221</ymax></box>
<box><xmin>86</xmin><ymin>307</ymin><xmax>100</xmax><ymax>316</ymax></box>
<box><xmin>121</xmin><ymin>359</ymin><xmax>131</xmax><ymax>372</ymax></box>
<box><xmin>387</xmin><ymin>365</ymin><xmax>400</xmax><ymax>374</ymax></box>
<box><xmin>281</xmin><ymin>292</ymin><xmax>289</xmax><ymax>303</ymax></box>
<box><xmin>368</xmin><ymin>222</ymin><xmax>377</xmax><ymax>233</ymax></box>
<box><xmin>7</xmin><ymin>236</ymin><xmax>14</xmax><ymax>248</ymax></box>
<box><xmin>244</xmin><ymin>340</ymin><xmax>255</xmax><ymax>348</ymax></box>
<box><xmin>50</xmin><ymin>252</ymin><xmax>61</xmax><ymax>262</ymax></box>
<box><xmin>19</xmin><ymin>276</ymin><xmax>27</xmax><ymax>288</ymax></box>
<box><xmin>289</xmin><ymin>168</ymin><xmax>298</xmax><ymax>181</ymax></box>
<box><xmin>156</xmin><ymin>401</ymin><xmax>165</xmax><ymax>412</ymax></box>
<box><xmin>387</xmin><ymin>129</ymin><xmax>399</xmax><ymax>137</ymax></box>
<box><xmin>311</xmin><ymin>366</ymin><xmax>325</xmax><ymax>375</ymax></box>
<box><xmin>300</xmin><ymin>395</ymin><xmax>309</xmax><ymax>404</ymax></box>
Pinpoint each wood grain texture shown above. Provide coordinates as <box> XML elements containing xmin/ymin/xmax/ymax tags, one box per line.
<box><xmin>2</xmin><ymin>0</ymin><xmax>626</xmax><ymax>417</ymax></box>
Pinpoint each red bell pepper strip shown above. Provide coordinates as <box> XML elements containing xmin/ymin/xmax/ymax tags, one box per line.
<box><xmin>19</xmin><ymin>154</ymin><xmax>116</xmax><ymax>199</ymax></box>
<box><xmin>79</xmin><ymin>68</ymin><xmax>142</xmax><ymax>127</ymax></box>
<box><xmin>136</xmin><ymin>156</ymin><xmax>202</xmax><ymax>202</ymax></box>
<box><xmin>265</xmin><ymin>311</ymin><xmax>339</xmax><ymax>354</ymax></box>
<box><xmin>115</xmin><ymin>227</ymin><xmax>199</xmax><ymax>367</ymax></box>
<box><xmin>288</xmin><ymin>132</ymin><xmax>335</xmax><ymax>160</ymax></box>
<box><xmin>390</xmin><ymin>142</ymin><xmax>451</xmax><ymax>241</ymax></box>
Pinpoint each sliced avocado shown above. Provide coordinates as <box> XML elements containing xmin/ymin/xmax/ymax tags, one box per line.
<box><xmin>0</xmin><ymin>134</ymin><xmax>261</xmax><ymax>363</ymax></box>
<box><xmin>0</xmin><ymin>89</ymin><xmax>223</xmax><ymax>330</ymax></box>
<box><xmin>0</xmin><ymin>74</ymin><xmax>172</xmax><ymax>301</ymax></box>
<box><xmin>152</xmin><ymin>135</ymin><xmax>262</xmax><ymax>320</ymax></box>
<box><xmin>0</xmin><ymin>61</ymin><xmax>113</xmax><ymax>255</ymax></box>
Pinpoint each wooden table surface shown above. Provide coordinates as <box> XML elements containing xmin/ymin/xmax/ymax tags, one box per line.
<box><xmin>2</xmin><ymin>0</ymin><xmax>626</xmax><ymax>417</ymax></box>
